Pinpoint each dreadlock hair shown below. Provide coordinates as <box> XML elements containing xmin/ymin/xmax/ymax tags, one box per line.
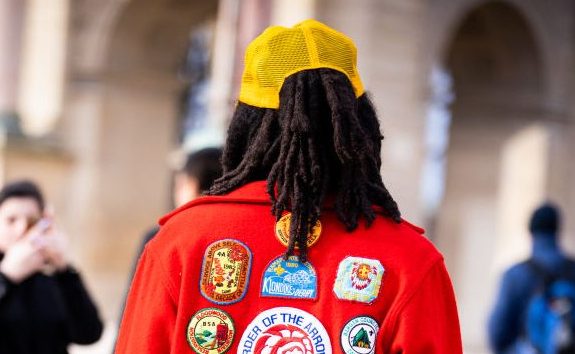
<box><xmin>210</xmin><ymin>68</ymin><xmax>400</xmax><ymax>262</ymax></box>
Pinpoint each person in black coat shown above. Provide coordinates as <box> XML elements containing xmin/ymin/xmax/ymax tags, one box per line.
<box><xmin>0</xmin><ymin>180</ymin><xmax>103</xmax><ymax>353</ymax></box>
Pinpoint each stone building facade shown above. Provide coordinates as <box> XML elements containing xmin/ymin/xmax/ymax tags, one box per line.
<box><xmin>0</xmin><ymin>0</ymin><xmax>574</xmax><ymax>352</ymax></box>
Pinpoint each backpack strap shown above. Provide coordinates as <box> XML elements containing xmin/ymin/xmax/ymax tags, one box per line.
<box><xmin>526</xmin><ymin>259</ymin><xmax>554</xmax><ymax>281</ymax></box>
<box><xmin>525</xmin><ymin>259</ymin><xmax>559</xmax><ymax>298</ymax></box>
<box><xmin>560</xmin><ymin>259</ymin><xmax>575</xmax><ymax>282</ymax></box>
<box><xmin>526</xmin><ymin>258</ymin><xmax>575</xmax><ymax>297</ymax></box>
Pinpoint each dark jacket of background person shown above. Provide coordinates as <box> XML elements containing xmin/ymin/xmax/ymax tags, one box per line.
<box><xmin>488</xmin><ymin>203</ymin><xmax>575</xmax><ymax>353</ymax></box>
<box><xmin>0</xmin><ymin>180</ymin><xmax>103</xmax><ymax>353</ymax></box>
<box><xmin>0</xmin><ymin>264</ymin><xmax>103</xmax><ymax>353</ymax></box>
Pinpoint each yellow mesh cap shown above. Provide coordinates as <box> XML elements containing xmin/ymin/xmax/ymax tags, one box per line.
<box><xmin>239</xmin><ymin>19</ymin><xmax>365</xmax><ymax>109</ymax></box>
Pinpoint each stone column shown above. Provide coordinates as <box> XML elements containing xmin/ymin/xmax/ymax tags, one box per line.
<box><xmin>0</xmin><ymin>0</ymin><xmax>25</xmax><ymax>183</ymax></box>
<box><xmin>17</xmin><ymin>0</ymin><xmax>69</xmax><ymax>137</ymax></box>
<box><xmin>208</xmin><ymin>0</ymin><xmax>241</xmax><ymax>133</ymax></box>
<box><xmin>271</xmin><ymin>0</ymin><xmax>315</xmax><ymax>26</ymax></box>
<box><xmin>0</xmin><ymin>0</ymin><xmax>24</xmax><ymax>115</ymax></box>
<box><xmin>208</xmin><ymin>0</ymin><xmax>272</xmax><ymax>130</ymax></box>
<box><xmin>232</xmin><ymin>0</ymin><xmax>272</xmax><ymax>100</ymax></box>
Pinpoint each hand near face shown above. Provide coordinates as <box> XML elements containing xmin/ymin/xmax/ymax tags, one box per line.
<box><xmin>0</xmin><ymin>219</ymin><xmax>54</xmax><ymax>283</ymax></box>
<box><xmin>0</xmin><ymin>197</ymin><xmax>71</xmax><ymax>282</ymax></box>
<box><xmin>38</xmin><ymin>219</ymin><xmax>69</xmax><ymax>272</ymax></box>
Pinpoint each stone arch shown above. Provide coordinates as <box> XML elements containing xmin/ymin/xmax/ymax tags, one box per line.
<box><xmin>432</xmin><ymin>2</ymin><xmax>546</xmax><ymax>352</ymax></box>
<box><xmin>96</xmin><ymin>0</ymin><xmax>217</xmax><ymax>245</ymax></box>
<box><xmin>64</xmin><ymin>0</ymin><xmax>219</xmax><ymax>327</ymax></box>
<box><xmin>99</xmin><ymin>0</ymin><xmax>218</xmax><ymax>257</ymax></box>
<box><xmin>424</xmin><ymin>0</ymin><xmax>556</xmax><ymax>100</ymax></box>
<box><xmin>99</xmin><ymin>0</ymin><xmax>218</xmax><ymax>217</ymax></box>
<box><xmin>445</xmin><ymin>1</ymin><xmax>543</xmax><ymax>105</ymax></box>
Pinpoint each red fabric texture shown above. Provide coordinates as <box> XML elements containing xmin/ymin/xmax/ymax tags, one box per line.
<box><xmin>115</xmin><ymin>181</ymin><xmax>462</xmax><ymax>353</ymax></box>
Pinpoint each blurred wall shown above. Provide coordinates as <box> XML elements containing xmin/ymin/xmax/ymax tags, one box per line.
<box><xmin>1</xmin><ymin>0</ymin><xmax>575</xmax><ymax>353</ymax></box>
<box><xmin>65</xmin><ymin>0</ymin><xmax>220</xmax><ymax>345</ymax></box>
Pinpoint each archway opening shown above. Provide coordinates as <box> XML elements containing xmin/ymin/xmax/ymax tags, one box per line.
<box><xmin>101</xmin><ymin>0</ymin><xmax>218</xmax><ymax>250</ymax></box>
<box><xmin>93</xmin><ymin>0</ymin><xmax>219</xmax><ymax>327</ymax></box>
<box><xmin>434</xmin><ymin>1</ymin><xmax>544</xmax><ymax>352</ymax></box>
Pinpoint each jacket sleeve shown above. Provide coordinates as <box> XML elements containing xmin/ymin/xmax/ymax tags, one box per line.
<box><xmin>116</xmin><ymin>226</ymin><xmax>160</xmax><ymax>327</ymax></box>
<box><xmin>115</xmin><ymin>245</ymin><xmax>177</xmax><ymax>353</ymax></box>
<box><xmin>383</xmin><ymin>259</ymin><xmax>463</xmax><ymax>353</ymax></box>
<box><xmin>55</xmin><ymin>267</ymin><xmax>103</xmax><ymax>344</ymax></box>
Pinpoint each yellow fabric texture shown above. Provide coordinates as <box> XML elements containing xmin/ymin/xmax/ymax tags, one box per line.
<box><xmin>239</xmin><ymin>19</ymin><xmax>365</xmax><ymax>109</ymax></box>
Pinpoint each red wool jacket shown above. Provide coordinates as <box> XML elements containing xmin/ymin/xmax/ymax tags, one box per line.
<box><xmin>116</xmin><ymin>181</ymin><xmax>462</xmax><ymax>354</ymax></box>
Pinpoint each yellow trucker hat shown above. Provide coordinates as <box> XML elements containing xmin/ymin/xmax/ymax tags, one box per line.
<box><xmin>238</xmin><ymin>19</ymin><xmax>365</xmax><ymax>109</ymax></box>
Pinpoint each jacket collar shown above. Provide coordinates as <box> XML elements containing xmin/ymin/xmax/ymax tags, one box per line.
<box><xmin>159</xmin><ymin>181</ymin><xmax>270</xmax><ymax>225</ymax></box>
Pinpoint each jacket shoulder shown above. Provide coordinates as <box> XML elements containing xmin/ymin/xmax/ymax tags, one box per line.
<box><xmin>401</xmin><ymin>218</ymin><xmax>425</xmax><ymax>235</ymax></box>
<box><xmin>158</xmin><ymin>194</ymin><xmax>270</xmax><ymax>226</ymax></box>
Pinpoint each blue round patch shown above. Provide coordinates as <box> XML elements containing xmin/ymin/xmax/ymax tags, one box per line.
<box><xmin>261</xmin><ymin>255</ymin><xmax>318</xmax><ymax>300</ymax></box>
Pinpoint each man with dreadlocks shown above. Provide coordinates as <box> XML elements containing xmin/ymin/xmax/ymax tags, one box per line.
<box><xmin>116</xmin><ymin>19</ymin><xmax>462</xmax><ymax>354</ymax></box>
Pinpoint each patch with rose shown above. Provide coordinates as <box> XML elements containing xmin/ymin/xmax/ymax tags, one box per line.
<box><xmin>238</xmin><ymin>307</ymin><xmax>331</xmax><ymax>354</ymax></box>
<box><xmin>333</xmin><ymin>257</ymin><xmax>384</xmax><ymax>304</ymax></box>
<box><xmin>200</xmin><ymin>239</ymin><xmax>252</xmax><ymax>304</ymax></box>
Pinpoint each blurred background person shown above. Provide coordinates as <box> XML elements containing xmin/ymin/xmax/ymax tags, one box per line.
<box><xmin>113</xmin><ymin>147</ymin><xmax>222</xmax><ymax>349</ymax></box>
<box><xmin>172</xmin><ymin>147</ymin><xmax>224</xmax><ymax>216</ymax></box>
<box><xmin>488</xmin><ymin>203</ymin><xmax>575</xmax><ymax>354</ymax></box>
<box><xmin>0</xmin><ymin>180</ymin><xmax>103</xmax><ymax>354</ymax></box>
<box><xmin>132</xmin><ymin>146</ymin><xmax>223</xmax><ymax>262</ymax></box>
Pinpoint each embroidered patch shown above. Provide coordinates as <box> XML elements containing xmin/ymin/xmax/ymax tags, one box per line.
<box><xmin>340</xmin><ymin>316</ymin><xmax>379</xmax><ymax>354</ymax></box>
<box><xmin>261</xmin><ymin>255</ymin><xmax>318</xmax><ymax>300</ymax></box>
<box><xmin>238</xmin><ymin>307</ymin><xmax>332</xmax><ymax>354</ymax></box>
<box><xmin>333</xmin><ymin>257</ymin><xmax>384</xmax><ymax>304</ymax></box>
<box><xmin>200</xmin><ymin>239</ymin><xmax>252</xmax><ymax>304</ymax></box>
<box><xmin>186</xmin><ymin>308</ymin><xmax>235</xmax><ymax>354</ymax></box>
<box><xmin>275</xmin><ymin>213</ymin><xmax>322</xmax><ymax>248</ymax></box>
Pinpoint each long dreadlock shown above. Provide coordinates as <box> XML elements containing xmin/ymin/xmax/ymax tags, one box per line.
<box><xmin>210</xmin><ymin>68</ymin><xmax>400</xmax><ymax>262</ymax></box>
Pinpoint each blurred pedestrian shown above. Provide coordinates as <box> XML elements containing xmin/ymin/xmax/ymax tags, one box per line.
<box><xmin>488</xmin><ymin>202</ymin><xmax>575</xmax><ymax>354</ymax></box>
<box><xmin>0</xmin><ymin>180</ymin><xmax>103</xmax><ymax>353</ymax></box>
<box><xmin>116</xmin><ymin>19</ymin><xmax>462</xmax><ymax>353</ymax></box>
<box><xmin>114</xmin><ymin>147</ymin><xmax>222</xmax><ymax>352</ymax></box>
<box><xmin>128</xmin><ymin>147</ymin><xmax>223</xmax><ymax>272</ymax></box>
<box><xmin>172</xmin><ymin>148</ymin><xmax>224</xmax><ymax>210</ymax></box>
